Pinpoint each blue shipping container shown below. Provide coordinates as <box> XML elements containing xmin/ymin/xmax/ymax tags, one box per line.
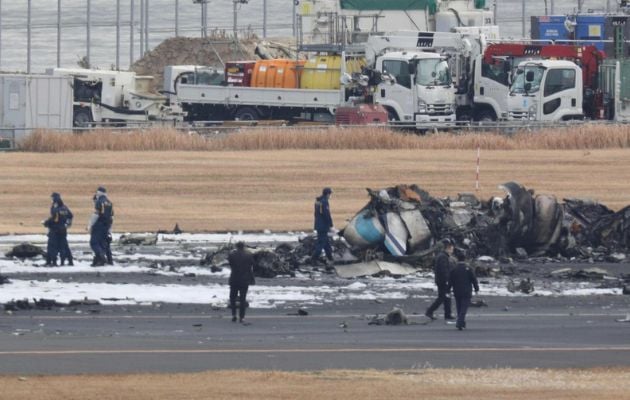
<box><xmin>575</xmin><ymin>15</ymin><xmax>605</xmax><ymax>51</ymax></box>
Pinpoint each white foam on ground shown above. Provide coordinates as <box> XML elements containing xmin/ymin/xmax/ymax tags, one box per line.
<box><xmin>0</xmin><ymin>233</ymin><xmax>624</xmax><ymax>307</ymax></box>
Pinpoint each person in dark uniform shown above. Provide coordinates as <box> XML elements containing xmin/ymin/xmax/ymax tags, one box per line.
<box><xmin>448</xmin><ymin>261</ymin><xmax>480</xmax><ymax>330</ymax></box>
<box><xmin>312</xmin><ymin>187</ymin><xmax>334</xmax><ymax>266</ymax></box>
<box><xmin>44</xmin><ymin>192</ymin><xmax>74</xmax><ymax>266</ymax></box>
<box><xmin>228</xmin><ymin>241</ymin><xmax>255</xmax><ymax>323</ymax></box>
<box><xmin>88</xmin><ymin>186</ymin><xmax>114</xmax><ymax>267</ymax></box>
<box><xmin>425</xmin><ymin>238</ymin><xmax>455</xmax><ymax>321</ymax></box>
<box><xmin>93</xmin><ymin>193</ymin><xmax>114</xmax><ymax>266</ymax></box>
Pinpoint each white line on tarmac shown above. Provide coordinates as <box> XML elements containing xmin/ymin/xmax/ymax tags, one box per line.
<box><xmin>1</xmin><ymin>347</ymin><xmax>630</xmax><ymax>356</ymax></box>
<box><xmin>4</xmin><ymin>313</ymin><xmax>626</xmax><ymax>320</ymax></box>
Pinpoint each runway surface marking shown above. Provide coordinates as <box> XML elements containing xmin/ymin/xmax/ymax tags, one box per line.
<box><xmin>4</xmin><ymin>313</ymin><xmax>625</xmax><ymax>320</ymax></box>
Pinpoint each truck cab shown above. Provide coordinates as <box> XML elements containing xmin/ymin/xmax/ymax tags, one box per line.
<box><xmin>376</xmin><ymin>51</ymin><xmax>455</xmax><ymax>127</ymax></box>
<box><xmin>507</xmin><ymin>60</ymin><xmax>583</xmax><ymax>122</ymax></box>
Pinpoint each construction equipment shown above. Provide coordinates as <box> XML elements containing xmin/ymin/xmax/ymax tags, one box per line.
<box><xmin>47</xmin><ymin>68</ymin><xmax>184</xmax><ymax>127</ymax></box>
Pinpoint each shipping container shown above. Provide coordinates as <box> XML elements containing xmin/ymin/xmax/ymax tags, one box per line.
<box><xmin>251</xmin><ymin>59</ymin><xmax>305</xmax><ymax>89</ymax></box>
<box><xmin>0</xmin><ymin>74</ymin><xmax>73</xmax><ymax>145</ymax></box>
<box><xmin>532</xmin><ymin>14</ymin><xmax>630</xmax><ymax>55</ymax></box>
<box><xmin>300</xmin><ymin>55</ymin><xmax>366</xmax><ymax>90</ymax></box>
<box><xmin>225</xmin><ymin>61</ymin><xmax>256</xmax><ymax>87</ymax></box>
<box><xmin>575</xmin><ymin>15</ymin><xmax>606</xmax><ymax>51</ymax></box>
<box><xmin>531</xmin><ymin>16</ymin><xmax>569</xmax><ymax>42</ymax></box>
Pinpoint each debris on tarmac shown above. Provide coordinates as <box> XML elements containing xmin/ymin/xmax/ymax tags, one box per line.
<box><xmin>507</xmin><ymin>278</ymin><xmax>535</xmax><ymax>294</ymax></box>
<box><xmin>368</xmin><ymin>307</ymin><xmax>408</xmax><ymax>325</ymax></box>
<box><xmin>69</xmin><ymin>297</ymin><xmax>101</xmax><ymax>306</ymax></box>
<box><xmin>616</xmin><ymin>314</ymin><xmax>630</xmax><ymax>322</ymax></box>
<box><xmin>5</xmin><ymin>243</ymin><xmax>46</xmax><ymax>259</ymax></box>
<box><xmin>119</xmin><ymin>234</ymin><xmax>158</xmax><ymax>246</ymax></box>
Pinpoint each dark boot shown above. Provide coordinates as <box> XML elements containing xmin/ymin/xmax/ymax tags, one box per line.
<box><xmin>91</xmin><ymin>256</ymin><xmax>104</xmax><ymax>267</ymax></box>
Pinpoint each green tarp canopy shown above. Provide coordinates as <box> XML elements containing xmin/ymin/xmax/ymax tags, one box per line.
<box><xmin>340</xmin><ymin>0</ymin><xmax>438</xmax><ymax>13</ymax></box>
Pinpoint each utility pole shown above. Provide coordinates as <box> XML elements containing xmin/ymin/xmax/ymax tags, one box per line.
<box><xmin>140</xmin><ymin>0</ymin><xmax>144</xmax><ymax>56</ymax></box>
<box><xmin>0</xmin><ymin>0</ymin><xmax>2</xmax><ymax>70</ymax></box>
<box><xmin>175</xmin><ymin>0</ymin><xmax>179</xmax><ymax>37</ymax></box>
<box><xmin>292</xmin><ymin>0</ymin><xmax>297</xmax><ymax>36</ymax></box>
<box><xmin>130</xmin><ymin>0</ymin><xmax>135</xmax><ymax>66</ymax></box>
<box><xmin>116</xmin><ymin>0</ymin><xmax>120</xmax><ymax>69</ymax></box>
<box><xmin>145</xmin><ymin>0</ymin><xmax>149</xmax><ymax>54</ymax></box>
<box><xmin>27</xmin><ymin>0</ymin><xmax>32</xmax><ymax>73</ymax></box>
<box><xmin>578</xmin><ymin>0</ymin><xmax>582</xmax><ymax>13</ymax></box>
<box><xmin>194</xmin><ymin>0</ymin><xmax>209</xmax><ymax>38</ymax></box>
<box><xmin>521</xmin><ymin>0</ymin><xmax>526</xmax><ymax>38</ymax></box>
<box><xmin>551</xmin><ymin>0</ymin><xmax>555</xmax><ymax>15</ymax></box>
<box><xmin>57</xmin><ymin>0</ymin><xmax>61</xmax><ymax>67</ymax></box>
<box><xmin>263</xmin><ymin>0</ymin><xmax>267</xmax><ymax>38</ymax></box>
<box><xmin>87</xmin><ymin>0</ymin><xmax>92</xmax><ymax>67</ymax></box>
<box><xmin>233</xmin><ymin>0</ymin><xmax>248</xmax><ymax>40</ymax></box>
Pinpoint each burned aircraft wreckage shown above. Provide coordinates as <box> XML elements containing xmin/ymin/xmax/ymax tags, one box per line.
<box><xmin>341</xmin><ymin>181</ymin><xmax>629</xmax><ymax>262</ymax></box>
<box><xmin>199</xmin><ymin>181</ymin><xmax>629</xmax><ymax>278</ymax></box>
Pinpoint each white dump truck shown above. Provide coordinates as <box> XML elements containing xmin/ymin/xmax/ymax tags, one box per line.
<box><xmin>47</xmin><ymin>68</ymin><xmax>183</xmax><ymax>127</ymax></box>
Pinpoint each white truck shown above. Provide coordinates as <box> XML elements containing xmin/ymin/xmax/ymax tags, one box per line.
<box><xmin>364</xmin><ymin>32</ymin><xmax>458</xmax><ymax>126</ymax></box>
<box><xmin>47</xmin><ymin>68</ymin><xmax>183</xmax><ymax>127</ymax></box>
<box><xmin>507</xmin><ymin>60</ymin><xmax>592</xmax><ymax>122</ymax></box>
<box><xmin>168</xmin><ymin>57</ymin><xmax>354</xmax><ymax>123</ymax></box>
<box><xmin>365</xmin><ymin>27</ymin><xmax>510</xmax><ymax>123</ymax></box>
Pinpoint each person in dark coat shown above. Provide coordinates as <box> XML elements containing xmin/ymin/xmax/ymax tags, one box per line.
<box><xmin>312</xmin><ymin>187</ymin><xmax>334</xmax><ymax>266</ymax></box>
<box><xmin>88</xmin><ymin>186</ymin><xmax>114</xmax><ymax>267</ymax></box>
<box><xmin>228</xmin><ymin>241</ymin><xmax>256</xmax><ymax>323</ymax></box>
<box><xmin>425</xmin><ymin>238</ymin><xmax>455</xmax><ymax>321</ymax></box>
<box><xmin>448</xmin><ymin>262</ymin><xmax>480</xmax><ymax>330</ymax></box>
<box><xmin>44</xmin><ymin>192</ymin><xmax>74</xmax><ymax>266</ymax></box>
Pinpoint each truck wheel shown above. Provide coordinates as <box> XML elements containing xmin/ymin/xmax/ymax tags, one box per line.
<box><xmin>74</xmin><ymin>108</ymin><xmax>93</xmax><ymax>128</ymax></box>
<box><xmin>476</xmin><ymin>109</ymin><xmax>496</xmax><ymax>123</ymax></box>
<box><xmin>386</xmin><ymin>108</ymin><xmax>400</xmax><ymax>127</ymax></box>
<box><xmin>234</xmin><ymin>107</ymin><xmax>259</xmax><ymax>121</ymax></box>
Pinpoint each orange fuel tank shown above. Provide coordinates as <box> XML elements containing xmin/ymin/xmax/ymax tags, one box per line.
<box><xmin>251</xmin><ymin>59</ymin><xmax>305</xmax><ymax>88</ymax></box>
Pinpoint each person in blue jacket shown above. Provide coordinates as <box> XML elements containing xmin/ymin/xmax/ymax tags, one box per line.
<box><xmin>312</xmin><ymin>187</ymin><xmax>334</xmax><ymax>266</ymax></box>
<box><xmin>88</xmin><ymin>186</ymin><xmax>114</xmax><ymax>267</ymax></box>
<box><xmin>44</xmin><ymin>192</ymin><xmax>74</xmax><ymax>266</ymax></box>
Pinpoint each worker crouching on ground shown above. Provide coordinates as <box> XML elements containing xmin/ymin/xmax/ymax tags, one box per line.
<box><xmin>425</xmin><ymin>238</ymin><xmax>455</xmax><ymax>321</ymax></box>
<box><xmin>87</xmin><ymin>186</ymin><xmax>114</xmax><ymax>267</ymax></box>
<box><xmin>312</xmin><ymin>187</ymin><xmax>335</xmax><ymax>268</ymax></box>
<box><xmin>43</xmin><ymin>192</ymin><xmax>74</xmax><ymax>266</ymax></box>
<box><xmin>448</xmin><ymin>262</ymin><xmax>480</xmax><ymax>330</ymax></box>
<box><xmin>228</xmin><ymin>241</ymin><xmax>256</xmax><ymax>324</ymax></box>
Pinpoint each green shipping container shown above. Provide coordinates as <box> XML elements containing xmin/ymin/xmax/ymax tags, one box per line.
<box><xmin>340</xmin><ymin>0</ymin><xmax>437</xmax><ymax>13</ymax></box>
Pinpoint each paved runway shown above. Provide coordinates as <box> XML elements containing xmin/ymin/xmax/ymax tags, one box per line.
<box><xmin>1</xmin><ymin>298</ymin><xmax>628</xmax><ymax>374</ymax></box>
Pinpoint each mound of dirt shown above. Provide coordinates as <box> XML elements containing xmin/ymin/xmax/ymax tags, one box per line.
<box><xmin>131</xmin><ymin>35</ymin><xmax>297</xmax><ymax>90</ymax></box>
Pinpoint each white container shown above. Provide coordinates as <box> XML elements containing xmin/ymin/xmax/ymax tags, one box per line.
<box><xmin>0</xmin><ymin>74</ymin><xmax>73</xmax><ymax>143</ymax></box>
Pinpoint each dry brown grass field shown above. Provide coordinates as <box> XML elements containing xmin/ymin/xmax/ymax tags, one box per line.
<box><xmin>1</xmin><ymin>368</ymin><xmax>629</xmax><ymax>400</ymax></box>
<box><xmin>1</xmin><ymin>148</ymin><xmax>629</xmax><ymax>234</ymax></box>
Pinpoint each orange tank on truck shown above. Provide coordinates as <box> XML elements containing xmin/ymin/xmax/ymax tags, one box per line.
<box><xmin>251</xmin><ymin>59</ymin><xmax>306</xmax><ymax>89</ymax></box>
